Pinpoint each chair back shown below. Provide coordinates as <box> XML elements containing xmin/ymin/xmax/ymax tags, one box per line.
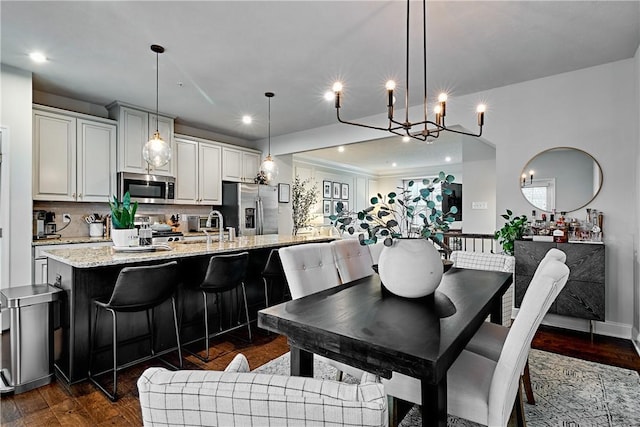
<box><xmin>331</xmin><ymin>239</ymin><xmax>374</xmax><ymax>283</ymax></box>
<box><xmin>107</xmin><ymin>261</ymin><xmax>178</xmax><ymax>311</ymax></box>
<box><xmin>368</xmin><ymin>240</ymin><xmax>386</xmax><ymax>265</ymax></box>
<box><xmin>450</xmin><ymin>251</ymin><xmax>515</xmax><ymax>273</ymax></box>
<box><xmin>533</xmin><ymin>248</ymin><xmax>566</xmax><ymax>278</ymax></box>
<box><xmin>488</xmin><ymin>259</ymin><xmax>569</xmax><ymax>426</ymax></box>
<box><xmin>201</xmin><ymin>252</ymin><xmax>249</xmax><ymax>292</ymax></box>
<box><xmin>279</xmin><ymin>243</ymin><xmax>341</xmax><ymax>299</ymax></box>
<box><xmin>262</xmin><ymin>248</ymin><xmax>284</xmax><ymax>278</ymax></box>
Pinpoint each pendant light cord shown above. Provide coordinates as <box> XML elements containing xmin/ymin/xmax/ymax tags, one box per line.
<box><xmin>268</xmin><ymin>96</ymin><xmax>271</xmax><ymax>156</ymax></box>
<box><xmin>155</xmin><ymin>49</ymin><xmax>159</xmax><ymax>133</ymax></box>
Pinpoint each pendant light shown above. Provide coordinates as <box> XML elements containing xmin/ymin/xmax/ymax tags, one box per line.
<box><xmin>143</xmin><ymin>44</ymin><xmax>172</xmax><ymax>171</ymax></box>
<box><xmin>258</xmin><ymin>92</ymin><xmax>278</xmax><ymax>184</ymax></box>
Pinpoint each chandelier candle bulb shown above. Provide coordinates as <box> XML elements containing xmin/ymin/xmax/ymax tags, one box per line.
<box><xmin>477</xmin><ymin>104</ymin><xmax>486</xmax><ymax>126</ymax></box>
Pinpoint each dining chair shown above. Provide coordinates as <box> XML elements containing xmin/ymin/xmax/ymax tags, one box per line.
<box><xmin>278</xmin><ymin>242</ymin><xmax>365</xmax><ymax>380</ymax></box>
<box><xmin>138</xmin><ymin>353</ymin><xmax>388</xmax><ymax>427</ymax></box>
<box><xmin>382</xmin><ymin>259</ymin><xmax>570</xmax><ymax>427</ymax></box>
<box><xmin>464</xmin><ymin>247</ymin><xmax>566</xmax><ymax>404</ymax></box>
<box><xmin>330</xmin><ymin>238</ymin><xmax>374</xmax><ymax>283</ymax></box>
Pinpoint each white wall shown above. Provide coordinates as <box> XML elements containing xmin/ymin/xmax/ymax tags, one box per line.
<box><xmin>0</xmin><ymin>65</ymin><xmax>33</xmax><ymax>289</ymax></box>
<box><xmin>272</xmin><ymin>58</ymin><xmax>639</xmax><ymax>339</ymax></box>
<box><xmin>462</xmin><ymin>138</ymin><xmax>496</xmax><ymax>233</ymax></box>
<box><xmin>634</xmin><ymin>44</ymin><xmax>640</xmax><ymax>352</ymax></box>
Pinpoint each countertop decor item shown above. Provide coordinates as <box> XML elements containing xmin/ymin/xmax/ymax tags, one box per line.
<box><xmin>330</xmin><ymin>171</ymin><xmax>458</xmax><ymax>298</ymax></box>
<box><xmin>330</xmin><ymin>0</ymin><xmax>486</xmax><ymax>142</ymax></box>
<box><xmin>494</xmin><ymin>209</ymin><xmax>528</xmax><ymax>256</ymax></box>
<box><xmin>109</xmin><ymin>191</ymin><xmax>139</xmax><ymax>247</ymax></box>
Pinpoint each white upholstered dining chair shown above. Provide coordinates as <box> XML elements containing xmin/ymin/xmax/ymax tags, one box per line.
<box><xmin>278</xmin><ymin>243</ymin><xmax>366</xmax><ymax>380</ymax></box>
<box><xmin>330</xmin><ymin>238</ymin><xmax>374</xmax><ymax>283</ymax></box>
<box><xmin>382</xmin><ymin>259</ymin><xmax>570</xmax><ymax>427</ymax></box>
<box><xmin>464</xmin><ymin>247</ymin><xmax>566</xmax><ymax>405</ymax></box>
<box><xmin>138</xmin><ymin>353</ymin><xmax>388</xmax><ymax>427</ymax></box>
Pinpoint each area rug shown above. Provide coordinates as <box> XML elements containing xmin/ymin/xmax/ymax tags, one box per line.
<box><xmin>253</xmin><ymin>349</ymin><xmax>640</xmax><ymax>427</ymax></box>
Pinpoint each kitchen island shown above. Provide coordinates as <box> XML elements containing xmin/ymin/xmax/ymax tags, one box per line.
<box><xmin>44</xmin><ymin>234</ymin><xmax>334</xmax><ymax>386</ymax></box>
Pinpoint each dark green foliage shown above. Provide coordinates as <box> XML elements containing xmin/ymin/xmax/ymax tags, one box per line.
<box><xmin>109</xmin><ymin>191</ymin><xmax>138</xmax><ymax>229</ymax></box>
<box><xmin>494</xmin><ymin>209</ymin><xmax>528</xmax><ymax>255</ymax></box>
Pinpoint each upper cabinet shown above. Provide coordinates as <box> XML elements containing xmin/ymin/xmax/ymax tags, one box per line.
<box><xmin>107</xmin><ymin>102</ymin><xmax>175</xmax><ymax>176</ymax></box>
<box><xmin>174</xmin><ymin>135</ymin><xmax>222</xmax><ymax>205</ymax></box>
<box><xmin>222</xmin><ymin>146</ymin><xmax>260</xmax><ymax>182</ymax></box>
<box><xmin>33</xmin><ymin>106</ymin><xmax>116</xmax><ymax>202</ymax></box>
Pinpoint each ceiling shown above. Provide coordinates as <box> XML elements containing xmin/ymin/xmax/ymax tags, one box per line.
<box><xmin>2</xmin><ymin>1</ymin><xmax>639</xmax><ymax>143</ymax></box>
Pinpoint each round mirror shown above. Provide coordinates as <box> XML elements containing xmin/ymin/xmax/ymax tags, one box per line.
<box><xmin>520</xmin><ymin>147</ymin><xmax>602</xmax><ymax>213</ymax></box>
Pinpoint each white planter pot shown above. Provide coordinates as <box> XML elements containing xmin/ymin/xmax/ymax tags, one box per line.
<box><xmin>111</xmin><ymin>227</ymin><xmax>138</xmax><ymax>247</ymax></box>
<box><xmin>377</xmin><ymin>238</ymin><xmax>443</xmax><ymax>298</ymax></box>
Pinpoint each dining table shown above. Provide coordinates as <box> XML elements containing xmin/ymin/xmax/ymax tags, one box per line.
<box><xmin>258</xmin><ymin>267</ymin><xmax>513</xmax><ymax>427</ymax></box>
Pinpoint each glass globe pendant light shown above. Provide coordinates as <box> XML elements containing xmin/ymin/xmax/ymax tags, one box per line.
<box><xmin>258</xmin><ymin>92</ymin><xmax>278</xmax><ymax>184</ymax></box>
<box><xmin>143</xmin><ymin>44</ymin><xmax>172</xmax><ymax>171</ymax></box>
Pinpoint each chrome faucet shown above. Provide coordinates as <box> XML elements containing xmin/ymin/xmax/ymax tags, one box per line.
<box><xmin>206</xmin><ymin>210</ymin><xmax>224</xmax><ymax>242</ymax></box>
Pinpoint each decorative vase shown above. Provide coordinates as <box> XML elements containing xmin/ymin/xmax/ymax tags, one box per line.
<box><xmin>377</xmin><ymin>238</ymin><xmax>443</xmax><ymax>298</ymax></box>
<box><xmin>111</xmin><ymin>227</ymin><xmax>138</xmax><ymax>247</ymax></box>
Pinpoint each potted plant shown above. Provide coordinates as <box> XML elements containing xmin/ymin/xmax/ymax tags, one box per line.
<box><xmin>330</xmin><ymin>171</ymin><xmax>458</xmax><ymax>298</ymax></box>
<box><xmin>494</xmin><ymin>209</ymin><xmax>528</xmax><ymax>256</ymax></box>
<box><xmin>109</xmin><ymin>191</ymin><xmax>139</xmax><ymax>247</ymax></box>
<box><xmin>291</xmin><ymin>176</ymin><xmax>318</xmax><ymax>235</ymax></box>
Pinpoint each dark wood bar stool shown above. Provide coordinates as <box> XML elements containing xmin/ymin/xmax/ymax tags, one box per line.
<box><xmin>88</xmin><ymin>261</ymin><xmax>182</xmax><ymax>401</ymax></box>
<box><xmin>191</xmin><ymin>252</ymin><xmax>251</xmax><ymax>361</ymax></box>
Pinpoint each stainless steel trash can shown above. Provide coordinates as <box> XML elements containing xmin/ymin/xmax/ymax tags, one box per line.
<box><xmin>0</xmin><ymin>284</ymin><xmax>62</xmax><ymax>394</ymax></box>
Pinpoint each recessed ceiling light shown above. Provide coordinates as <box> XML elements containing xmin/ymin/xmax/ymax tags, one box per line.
<box><xmin>392</xmin><ymin>162</ymin><xmax>397</xmax><ymax>167</ymax></box>
<box><xmin>445</xmin><ymin>156</ymin><xmax>452</xmax><ymax>162</ymax></box>
<box><xmin>242</xmin><ymin>115</ymin><xmax>252</xmax><ymax>125</ymax></box>
<box><xmin>29</xmin><ymin>52</ymin><xmax>47</xmax><ymax>63</ymax></box>
<box><xmin>324</xmin><ymin>91</ymin><xmax>335</xmax><ymax>101</ymax></box>
<box><xmin>337</xmin><ymin>146</ymin><xmax>345</xmax><ymax>152</ymax></box>
<box><xmin>402</xmin><ymin>136</ymin><xmax>410</xmax><ymax>143</ymax></box>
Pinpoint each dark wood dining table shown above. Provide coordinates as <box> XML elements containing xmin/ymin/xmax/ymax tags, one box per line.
<box><xmin>258</xmin><ymin>267</ymin><xmax>513</xmax><ymax>427</ymax></box>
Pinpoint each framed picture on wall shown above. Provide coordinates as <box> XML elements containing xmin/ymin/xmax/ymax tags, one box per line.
<box><xmin>341</xmin><ymin>183</ymin><xmax>349</xmax><ymax>200</ymax></box>
<box><xmin>323</xmin><ymin>200</ymin><xmax>331</xmax><ymax>215</ymax></box>
<box><xmin>333</xmin><ymin>200</ymin><xmax>341</xmax><ymax>215</ymax></box>
<box><xmin>323</xmin><ymin>180</ymin><xmax>332</xmax><ymax>198</ymax></box>
<box><xmin>332</xmin><ymin>182</ymin><xmax>341</xmax><ymax>199</ymax></box>
<box><xmin>341</xmin><ymin>201</ymin><xmax>349</xmax><ymax>212</ymax></box>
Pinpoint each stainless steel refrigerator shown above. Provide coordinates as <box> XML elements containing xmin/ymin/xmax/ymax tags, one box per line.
<box><xmin>221</xmin><ymin>183</ymin><xmax>279</xmax><ymax>236</ymax></box>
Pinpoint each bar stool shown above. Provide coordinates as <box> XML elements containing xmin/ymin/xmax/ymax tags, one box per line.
<box><xmin>88</xmin><ymin>261</ymin><xmax>182</xmax><ymax>401</ymax></box>
<box><xmin>261</xmin><ymin>248</ymin><xmax>289</xmax><ymax>307</ymax></box>
<box><xmin>196</xmin><ymin>252</ymin><xmax>251</xmax><ymax>361</ymax></box>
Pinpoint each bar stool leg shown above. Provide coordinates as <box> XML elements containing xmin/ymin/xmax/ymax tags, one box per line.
<box><xmin>171</xmin><ymin>296</ymin><xmax>183</xmax><ymax>368</ymax></box>
<box><xmin>202</xmin><ymin>291</ymin><xmax>210</xmax><ymax>361</ymax></box>
<box><xmin>146</xmin><ymin>309</ymin><xmax>155</xmax><ymax>356</ymax></box>
<box><xmin>109</xmin><ymin>308</ymin><xmax>118</xmax><ymax>401</ymax></box>
<box><xmin>241</xmin><ymin>282</ymin><xmax>252</xmax><ymax>342</ymax></box>
<box><xmin>88</xmin><ymin>304</ymin><xmax>100</xmax><ymax>376</ymax></box>
<box><xmin>263</xmin><ymin>277</ymin><xmax>270</xmax><ymax>308</ymax></box>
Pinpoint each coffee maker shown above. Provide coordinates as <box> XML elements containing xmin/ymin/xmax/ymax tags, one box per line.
<box><xmin>33</xmin><ymin>211</ymin><xmax>56</xmax><ymax>238</ymax></box>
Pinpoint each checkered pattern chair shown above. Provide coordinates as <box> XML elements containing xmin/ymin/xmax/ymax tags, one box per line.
<box><xmin>450</xmin><ymin>251</ymin><xmax>515</xmax><ymax>325</ymax></box>
<box><xmin>138</xmin><ymin>354</ymin><xmax>388</xmax><ymax>427</ymax></box>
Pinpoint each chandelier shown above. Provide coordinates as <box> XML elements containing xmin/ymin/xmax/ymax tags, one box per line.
<box><xmin>258</xmin><ymin>92</ymin><xmax>279</xmax><ymax>183</ymax></box>
<box><xmin>143</xmin><ymin>44</ymin><xmax>172</xmax><ymax>171</ymax></box>
<box><xmin>332</xmin><ymin>0</ymin><xmax>485</xmax><ymax>142</ymax></box>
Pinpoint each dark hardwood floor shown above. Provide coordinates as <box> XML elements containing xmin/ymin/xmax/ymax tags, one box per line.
<box><xmin>2</xmin><ymin>325</ymin><xmax>638</xmax><ymax>426</ymax></box>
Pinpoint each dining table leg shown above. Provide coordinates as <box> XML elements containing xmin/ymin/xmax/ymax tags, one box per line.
<box><xmin>289</xmin><ymin>344</ymin><xmax>313</xmax><ymax>377</ymax></box>
<box><xmin>490</xmin><ymin>294</ymin><xmax>503</xmax><ymax>324</ymax></box>
<box><xmin>421</xmin><ymin>378</ymin><xmax>447</xmax><ymax>427</ymax></box>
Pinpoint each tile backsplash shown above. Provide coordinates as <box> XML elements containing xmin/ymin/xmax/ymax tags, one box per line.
<box><xmin>33</xmin><ymin>201</ymin><xmax>212</xmax><ymax>238</ymax></box>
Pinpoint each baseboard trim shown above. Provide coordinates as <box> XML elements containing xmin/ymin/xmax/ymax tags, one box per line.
<box><xmin>632</xmin><ymin>327</ymin><xmax>640</xmax><ymax>357</ymax></box>
<box><xmin>511</xmin><ymin>308</ymin><xmax>633</xmax><ymax>339</ymax></box>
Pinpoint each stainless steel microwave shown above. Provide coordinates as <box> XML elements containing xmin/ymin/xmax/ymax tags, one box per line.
<box><xmin>117</xmin><ymin>172</ymin><xmax>175</xmax><ymax>204</ymax></box>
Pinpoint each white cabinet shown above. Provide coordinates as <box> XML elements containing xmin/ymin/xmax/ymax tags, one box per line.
<box><xmin>222</xmin><ymin>147</ymin><xmax>260</xmax><ymax>182</ymax></box>
<box><xmin>175</xmin><ymin>136</ymin><xmax>222</xmax><ymax>205</ymax></box>
<box><xmin>107</xmin><ymin>102</ymin><xmax>174</xmax><ymax>176</ymax></box>
<box><xmin>33</xmin><ymin>106</ymin><xmax>116</xmax><ymax>202</ymax></box>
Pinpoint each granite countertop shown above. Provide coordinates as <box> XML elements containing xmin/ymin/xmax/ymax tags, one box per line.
<box><xmin>33</xmin><ymin>236</ymin><xmax>112</xmax><ymax>246</ymax></box>
<box><xmin>42</xmin><ymin>234</ymin><xmax>335</xmax><ymax>268</ymax></box>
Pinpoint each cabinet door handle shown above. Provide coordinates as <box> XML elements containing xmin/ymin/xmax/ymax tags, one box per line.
<box><xmin>78</xmin><ymin>193</ymin><xmax>83</xmax><ymax>199</ymax></box>
<box><xmin>72</xmin><ymin>192</ymin><xmax>76</xmax><ymax>199</ymax></box>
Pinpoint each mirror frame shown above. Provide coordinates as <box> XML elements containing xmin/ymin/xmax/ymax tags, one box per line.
<box><xmin>520</xmin><ymin>147</ymin><xmax>603</xmax><ymax>213</ymax></box>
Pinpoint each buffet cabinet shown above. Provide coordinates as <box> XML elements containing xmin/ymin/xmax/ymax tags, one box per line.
<box><xmin>514</xmin><ymin>240</ymin><xmax>605</xmax><ymax>321</ymax></box>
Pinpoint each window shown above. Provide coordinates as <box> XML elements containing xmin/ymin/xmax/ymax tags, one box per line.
<box><xmin>522</xmin><ymin>178</ymin><xmax>555</xmax><ymax>211</ymax></box>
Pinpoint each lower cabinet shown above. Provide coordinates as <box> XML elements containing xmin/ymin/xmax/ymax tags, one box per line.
<box><xmin>514</xmin><ymin>240</ymin><xmax>605</xmax><ymax>321</ymax></box>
